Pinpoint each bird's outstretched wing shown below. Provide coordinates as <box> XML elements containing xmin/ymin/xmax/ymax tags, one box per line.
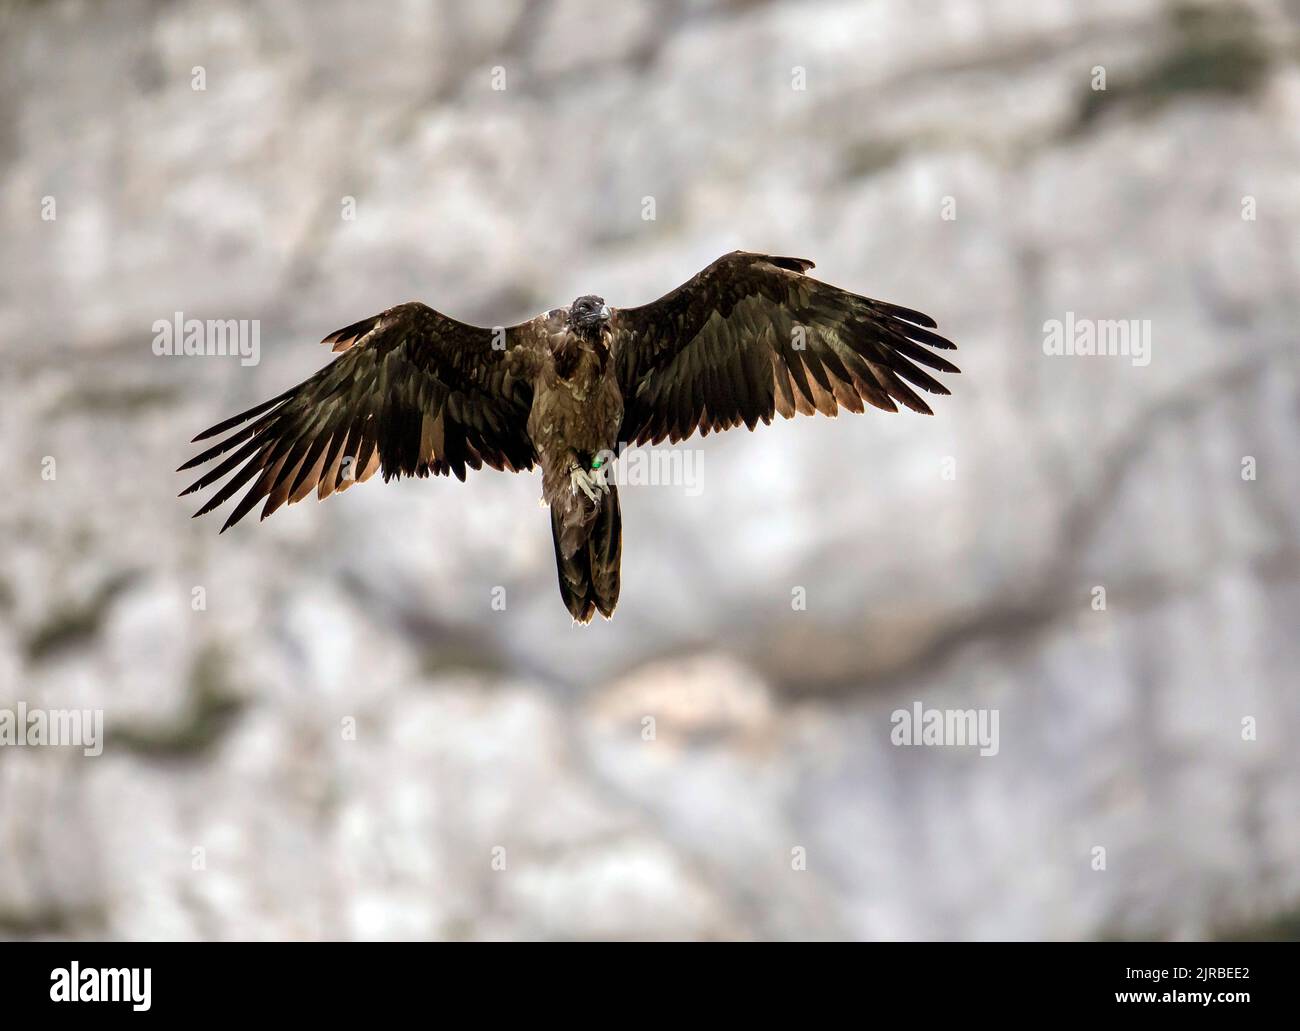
<box><xmin>612</xmin><ymin>251</ymin><xmax>958</xmax><ymax>445</ymax></box>
<box><xmin>179</xmin><ymin>302</ymin><xmax>540</xmax><ymax>532</ymax></box>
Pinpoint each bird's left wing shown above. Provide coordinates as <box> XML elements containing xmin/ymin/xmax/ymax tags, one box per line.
<box><xmin>612</xmin><ymin>250</ymin><xmax>958</xmax><ymax>445</ymax></box>
<box><xmin>179</xmin><ymin>302</ymin><xmax>541</xmax><ymax>532</ymax></box>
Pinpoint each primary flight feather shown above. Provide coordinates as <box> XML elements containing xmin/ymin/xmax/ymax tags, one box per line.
<box><xmin>179</xmin><ymin>250</ymin><xmax>959</xmax><ymax>622</ymax></box>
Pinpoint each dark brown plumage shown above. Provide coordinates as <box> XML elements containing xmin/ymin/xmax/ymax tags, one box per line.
<box><xmin>179</xmin><ymin>251</ymin><xmax>959</xmax><ymax>622</ymax></box>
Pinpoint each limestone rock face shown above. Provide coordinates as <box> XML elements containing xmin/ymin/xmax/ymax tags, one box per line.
<box><xmin>1</xmin><ymin>0</ymin><xmax>1298</xmax><ymax>940</ymax></box>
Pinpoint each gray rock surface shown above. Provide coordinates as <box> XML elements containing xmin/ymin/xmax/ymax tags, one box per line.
<box><xmin>1</xmin><ymin>0</ymin><xmax>1297</xmax><ymax>939</ymax></box>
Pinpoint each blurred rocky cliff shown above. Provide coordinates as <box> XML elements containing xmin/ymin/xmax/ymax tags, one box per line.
<box><xmin>1</xmin><ymin>0</ymin><xmax>1298</xmax><ymax>939</ymax></box>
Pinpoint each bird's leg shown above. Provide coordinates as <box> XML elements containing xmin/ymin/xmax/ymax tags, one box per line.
<box><xmin>589</xmin><ymin>451</ymin><xmax>611</xmax><ymax>494</ymax></box>
<box><xmin>568</xmin><ymin>454</ymin><xmax>609</xmax><ymax>503</ymax></box>
<box><xmin>569</xmin><ymin>459</ymin><xmax>599</xmax><ymax>503</ymax></box>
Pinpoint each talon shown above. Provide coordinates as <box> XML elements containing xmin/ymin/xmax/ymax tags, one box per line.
<box><xmin>569</xmin><ymin>464</ymin><xmax>599</xmax><ymax>503</ymax></box>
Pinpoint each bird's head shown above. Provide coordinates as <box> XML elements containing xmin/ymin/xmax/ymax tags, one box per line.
<box><xmin>568</xmin><ymin>295</ymin><xmax>611</xmax><ymax>341</ymax></box>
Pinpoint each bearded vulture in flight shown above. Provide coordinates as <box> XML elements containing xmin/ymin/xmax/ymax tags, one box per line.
<box><xmin>179</xmin><ymin>251</ymin><xmax>959</xmax><ymax>622</ymax></box>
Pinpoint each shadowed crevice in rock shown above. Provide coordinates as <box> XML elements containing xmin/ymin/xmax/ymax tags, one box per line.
<box><xmin>107</xmin><ymin>645</ymin><xmax>247</xmax><ymax>761</ymax></box>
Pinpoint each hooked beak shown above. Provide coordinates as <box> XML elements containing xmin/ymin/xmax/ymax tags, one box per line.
<box><xmin>598</xmin><ymin>304</ymin><xmax>611</xmax><ymax>322</ymax></box>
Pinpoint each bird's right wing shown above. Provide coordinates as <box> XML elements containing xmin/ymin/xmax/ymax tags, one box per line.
<box><xmin>179</xmin><ymin>302</ymin><xmax>541</xmax><ymax>532</ymax></box>
<box><xmin>612</xmin><ymin>251</ymin><xmax>958</xmax><ymax>446</ymax></box>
